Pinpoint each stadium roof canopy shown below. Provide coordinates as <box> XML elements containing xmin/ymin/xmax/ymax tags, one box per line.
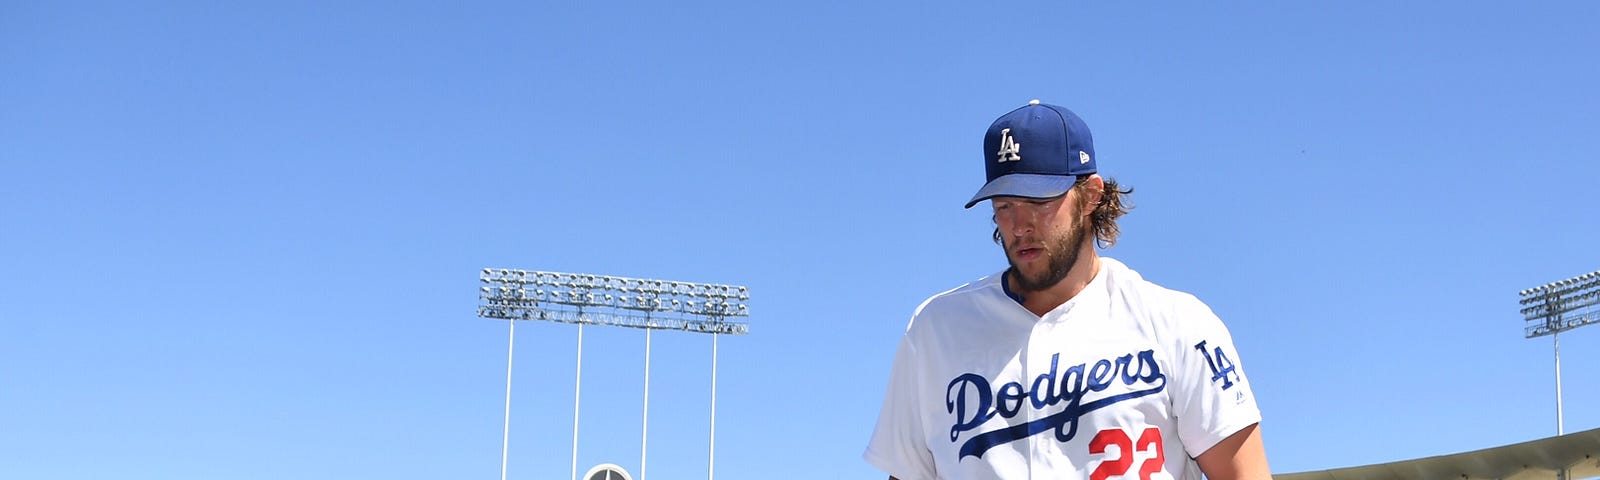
<box><xmin>1278</xmin><ymin>426</ymin><xmax>1599</xmax><ymax>480</ymax></box>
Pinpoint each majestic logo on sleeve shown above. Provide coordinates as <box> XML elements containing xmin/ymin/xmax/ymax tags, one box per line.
<box><xmin>945</xmin><ymin>349</ymin><xmax>1166</xmax><ymax>459</ymax></box>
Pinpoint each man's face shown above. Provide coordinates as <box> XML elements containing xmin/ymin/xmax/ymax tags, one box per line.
<box><xmin>992</xmin><ymin>190</ymin><xmax>1089</xmax><ymax>292</ymax></box>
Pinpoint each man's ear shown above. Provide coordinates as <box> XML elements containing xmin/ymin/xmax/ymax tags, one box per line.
<box><xmin>1080</xmin><ymin>174</ymin><xmax>1105</xmax><ymax>212</ymax></box>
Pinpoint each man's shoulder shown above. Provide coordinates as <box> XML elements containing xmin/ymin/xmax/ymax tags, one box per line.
<box><xmin>901</xmin><ymin>271</ymin><xmax>1019</xmax><ymax>332</ymax></box>
<box><xmin>914</xmin><ymin>272</ymin><xmax>1005</xmax><ymax>313</ymax></box>
<box><xmin>1101</xmin><ymin>258</ymin><xmax>1212</xmax><ymax>315</ymax></box>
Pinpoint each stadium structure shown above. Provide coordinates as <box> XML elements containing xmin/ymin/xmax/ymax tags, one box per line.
<box><xmin>478</xmin><ymin>268</ymin><xmax>750</xmax><ymax>480</ymax></box>
<box><xmin>1278</xmin><ymin>427</ymin><xmax>1598</xmax><ymax>480</ymax></box>
<box><xmin>1281</xmin><ymin>269</ymin><xmax>1599</xmax><ymax>480</ymax></box>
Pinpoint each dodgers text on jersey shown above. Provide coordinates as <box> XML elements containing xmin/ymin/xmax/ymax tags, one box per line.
<box><xmin>945</xmin><ymin>349</ymin><xmax>1166</xmax><ymax>459</ymax></box>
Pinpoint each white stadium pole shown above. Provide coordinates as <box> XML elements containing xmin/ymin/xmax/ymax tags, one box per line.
<box><xmin>572</xmin><ymin>324</ymin><xmax>584</xmax><ymax>480</ymax></box>
<box><xmin>500</xmin><ymin>319</ymin><xmax>516</xmax><ymax>480</ymax></box>
<box><xmin>641</xmin><ymin>328</ymin><xmax>651</xmax><ymax>480</ymax></box>
<box><xmin>1553</xmin><ymin>331</ymin><xmax>1563</xmax><ymax>436</ymax></box>
<box><xmin>708</xmin><ymin>332</ymin><xmax>718</xmax><ymax>480</ymax></box>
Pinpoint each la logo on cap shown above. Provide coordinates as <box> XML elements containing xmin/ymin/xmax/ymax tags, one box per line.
<box><xmin>996</xmin><ymin>128</ymin><xmax>1021</xmax><ymax>163</ymax></box>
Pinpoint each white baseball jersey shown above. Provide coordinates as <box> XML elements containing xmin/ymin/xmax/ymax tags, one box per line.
<box><xmin>864</xmin><ymin>258</ymin><xmax>1260</xmax><ymax>480</ymax></box>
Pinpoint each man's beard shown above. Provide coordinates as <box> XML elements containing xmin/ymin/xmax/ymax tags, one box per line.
<box><xmin>1006</xmin><ymin>214</ymin><xmax>1089</xmax><ymax>293</ymax></box>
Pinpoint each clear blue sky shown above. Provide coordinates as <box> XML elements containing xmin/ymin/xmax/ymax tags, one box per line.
<box><xmin>4</xmin><ymin>1</ymin><xmax>1598</xmax><ymax>479</ymax></box>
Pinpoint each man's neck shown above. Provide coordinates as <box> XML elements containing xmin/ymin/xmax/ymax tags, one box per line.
<box><xmin>1015</xmin><ymin>246</ymin><xmax>1101</xmax><ymax>317</ymax></box>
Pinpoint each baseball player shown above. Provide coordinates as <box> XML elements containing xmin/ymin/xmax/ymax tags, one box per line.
<box><xmin>864</xmin><ymin>100</ymin><xmax>1270</xmax><ymax>480</ymax></box>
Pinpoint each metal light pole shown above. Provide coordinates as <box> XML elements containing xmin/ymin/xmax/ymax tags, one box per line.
<box><xmin>708</xmin><ymin>333</ymin><xmax>718</xmax><ymax>480</ymax></box>
<box><xmin>479</xmin><ymin>269</ymin><xmax>751</xmax><ymax>480</ymax></box>
<box><xmin>640</xmin><ymin>328</ymin><xmax>650</xmax><ymax>480</ymax></box>
<box><xmin>500</xmin><ymin>319</ymin><xmax>515</xmax><ymax>480</ymax></box>
<box><xmin>1517</xmin><ymin>269</ymin><xmax>1599</xmax><ymax>436</ymax></box>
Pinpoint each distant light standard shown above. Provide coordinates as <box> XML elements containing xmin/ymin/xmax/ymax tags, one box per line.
<box><xmin>478</xmin><ymin>268</ymin><xmax>750</xmax><ymax>480</ymax></box>
<box><xmin>1517</xmin><ymin>269</ymin><xmax>1599</xmax><ymax>436</ymax></box>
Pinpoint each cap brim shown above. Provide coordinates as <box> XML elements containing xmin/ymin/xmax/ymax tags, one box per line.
<box><xmin>964</xmin><ymin>174</ymin><xmax>1076</xmax><ymax>209</ymax></box>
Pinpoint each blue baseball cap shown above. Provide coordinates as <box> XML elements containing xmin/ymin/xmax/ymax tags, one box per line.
<box><xmin>964</xmin><ymin>100</ymin><xmax>1097</xmax><ymax>209</ymax></box>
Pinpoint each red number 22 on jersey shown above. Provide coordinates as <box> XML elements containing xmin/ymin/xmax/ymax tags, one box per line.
<box><xmin>1089</xmin><ymin>427</ymin><xmax>1165</xmax><ymax>480</ymax></box>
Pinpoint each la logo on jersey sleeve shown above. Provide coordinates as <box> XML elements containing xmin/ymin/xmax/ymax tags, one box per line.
<box><xmin>1194</xmin><ymin>340</ymin><xmax>1247</xmax><ymax>402</ymax></box>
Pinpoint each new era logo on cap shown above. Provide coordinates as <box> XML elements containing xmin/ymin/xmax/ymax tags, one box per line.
<box><xmin>965</xmin><ymin>100</ymin><xmax>1097</xmax><ymax>209</ymax></box>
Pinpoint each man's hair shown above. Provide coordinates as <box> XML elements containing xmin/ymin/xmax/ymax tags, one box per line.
<box><xmin>992</xmin><ymin>175</ymin><xmax>1134</xmax><ymax>248</ymax></box>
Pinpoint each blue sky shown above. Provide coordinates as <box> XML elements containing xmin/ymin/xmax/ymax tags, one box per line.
<box><xmin>3</xmin><ymin>1</ymin><xmax>1599</xmax><ymax>479</ymax></box>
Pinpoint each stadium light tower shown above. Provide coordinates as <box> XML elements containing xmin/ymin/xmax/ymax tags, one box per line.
<box><xmin>1518</xmin><ymin>268</ymin><xmax>1600</xmax><ymax>436</ymax></box>
<box><xmin>477</xmin><ymin>268</ymin><xmax>750</xmax><ymax>480</ymax></box>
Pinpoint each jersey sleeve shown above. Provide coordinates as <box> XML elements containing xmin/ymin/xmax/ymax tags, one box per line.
<box><xmin>863</xmin><ymin>335</ymin><xmax>937</xmax><ymax>480</ymax></box>
<box><xmin>1164</xmin><ymin>294</ymin><xmax>1262</xmax><ymax>459</ymax></box>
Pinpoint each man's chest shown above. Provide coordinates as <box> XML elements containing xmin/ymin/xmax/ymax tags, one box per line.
<box><xmin>920</xmin><ymin>314</ymin><xmax>1176</xmax><ymax>470</ymax></box>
